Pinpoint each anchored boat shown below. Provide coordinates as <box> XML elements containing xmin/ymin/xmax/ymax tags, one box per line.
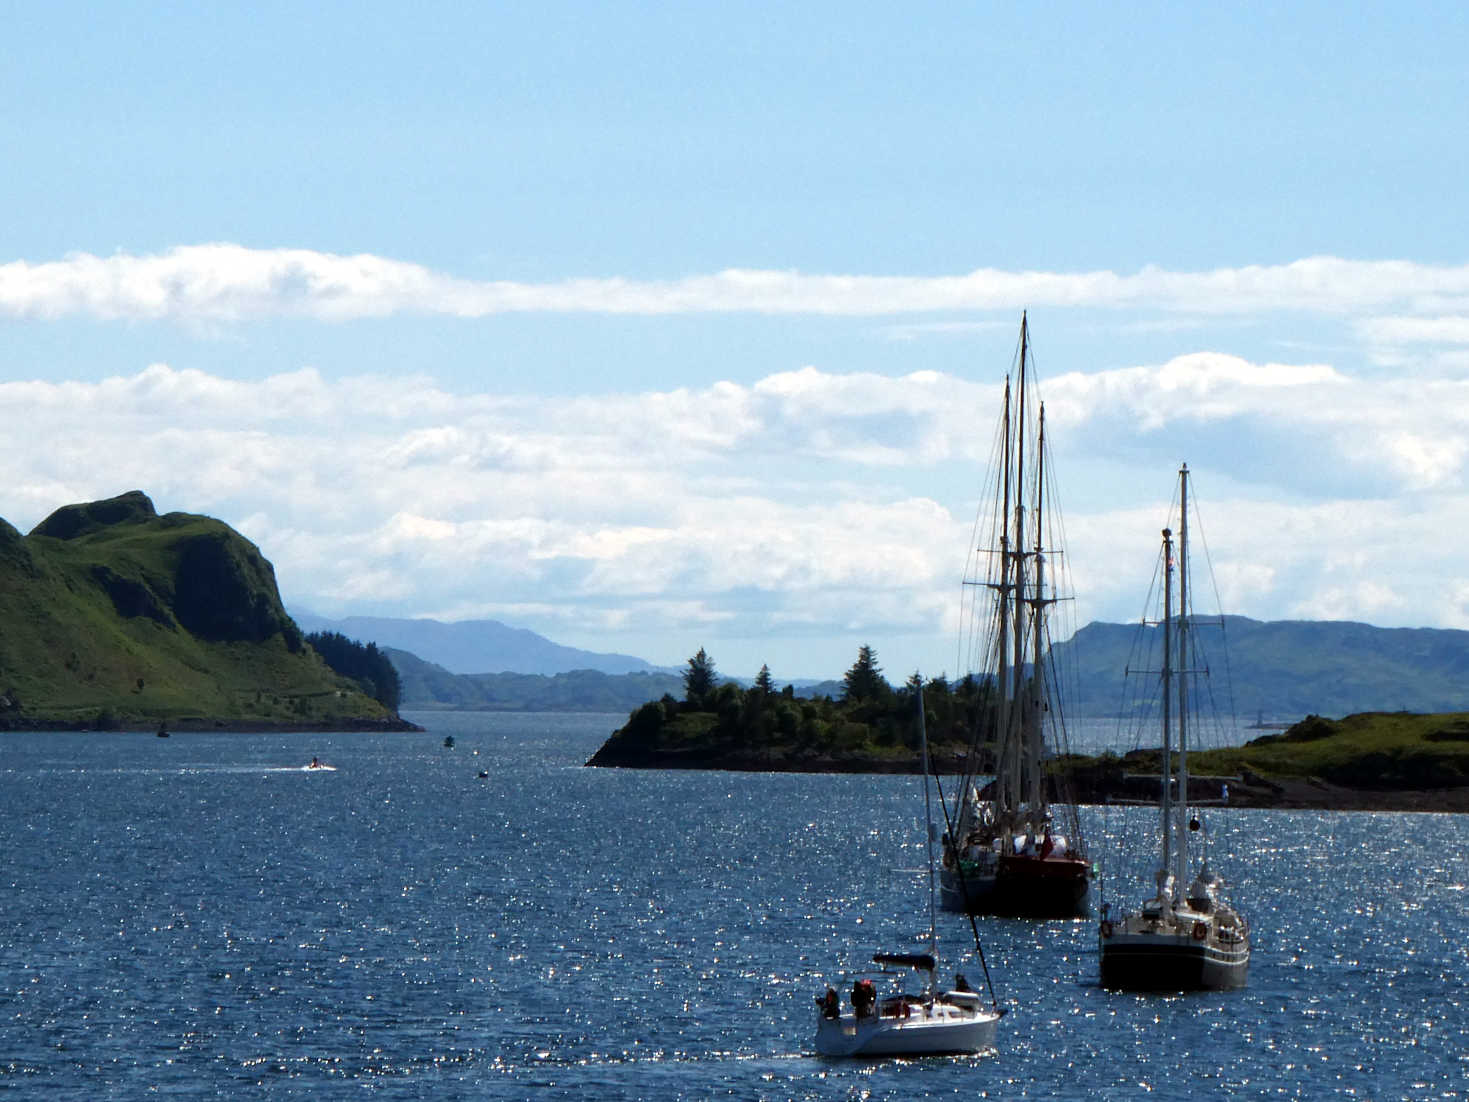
<box><xmin>940</xmin><ymin>313</ymin><xmax>1092</xmax><ymax>919</ymax></box>
<box><xmin>1098</xmin><ymin>463</ymin><xmax>1251</xmax><ymax>991</ymax></box>
<box><xmin>814</xmin><ymin>687</ymin><xmax>1004</xmax><ymax>1057</ymax></box>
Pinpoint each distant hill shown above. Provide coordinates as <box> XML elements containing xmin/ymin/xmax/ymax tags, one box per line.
<box><xmin>1055</xmin><ymin>616</ymin><xmax>1469</xmax><ymax>718</ymax></box>
<box><xmin>291</xmin><ymin>612</ymin><xmax>659</xmax><ymax>676</ymax></box>
<box><xmin>389</xmin><ymin>649</ymin><xmax>683</xmax><ymax>712</ymax></box>
<box><xmin>387</xmin><ymin>645</ymin><xmax>843</xmax><ymax>712</ymax></box>
<box><xmin>0</xmin><ymin>491</ymin><xmax>407</xmax><ymax>730</ymax></box>
<box><xmin>381</xmin><ymin>614</ymin><xmax>1469</xmax><ymax>717</ymax></box>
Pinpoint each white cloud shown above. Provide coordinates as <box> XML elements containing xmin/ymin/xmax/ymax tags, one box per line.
<box><xmin>1357</xmin><ymin>315</ymin><xmax>1469</xmax><ymax>345</ymax></box>
<box><xmin>4</xmin><ymin>351</ymin><xmax>1469</xmax><ymax>674</ymax></box>
<box><xmin>7</xmin><ymin>246</ymin><xmax>1469</xmax><ymax>322</ymax></box>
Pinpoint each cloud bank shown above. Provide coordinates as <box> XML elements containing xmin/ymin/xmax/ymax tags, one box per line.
<box><xmin>3</xmin><ymin>349</ymin><xmax>1468</xmax><ymax>676</ymax></box>
<box><xmin>6</xmin><ymin>246</ymin><xmax>1469</xmax><ymax>322</ymax></box>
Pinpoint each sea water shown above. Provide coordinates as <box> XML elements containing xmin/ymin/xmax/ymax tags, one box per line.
<box><xmin>1</xmin><ymin>711</ymin><xmax>1465</xmax><ymax>1099</ymax></box>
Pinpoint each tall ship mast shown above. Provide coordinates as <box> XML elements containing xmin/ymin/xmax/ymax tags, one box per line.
<box><xmin>940</xmin><ymin>313</ymin><xmax>1092</xmax><ymax>919</ymax></box>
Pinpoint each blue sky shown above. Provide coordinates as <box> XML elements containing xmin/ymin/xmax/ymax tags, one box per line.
<box><xmin>4</xmin><ymin>3</ymin><xmax>1469</xmax><ymax>679</ymax></box>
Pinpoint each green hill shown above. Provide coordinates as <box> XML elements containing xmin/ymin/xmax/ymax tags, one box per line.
<box><xmin>0</xmin><ymin>491</ymin><xmax>410</xmax><ymax>731</ymax></box>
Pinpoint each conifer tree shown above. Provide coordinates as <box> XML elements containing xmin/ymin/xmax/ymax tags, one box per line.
<box><xmin>842</xmin><ymin>644</ymin><xmax>889</xmax><ymax>703</ymax></box>
<box><xmin>683</xmin><ymin>647</ymin><xmax>718</xmax><ymax>704</ymax></box>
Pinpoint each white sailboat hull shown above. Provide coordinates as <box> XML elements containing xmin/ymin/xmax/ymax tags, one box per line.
<box><xmin>814</xmin><ymin>1002</ymin><xmax>1001</xmax><ymax>1057</ymax></box>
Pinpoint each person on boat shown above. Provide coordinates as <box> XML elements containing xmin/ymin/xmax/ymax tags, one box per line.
<box><xmin>310</xmin><ymin>756</ymin><xmax>320</xmax><ymax>768</ymax></box>
<box><xmin>818</xmin><ymin>987</ymin><xmax>840</xmax><ymax>1019</ymax></box>
<box><xmin>852</xmin><ymin>978</ymin><xmax>876</xmax><ymax>1019</ymax></box>
<box><xmin>1041</xmin><ymin>830</ymin><xmax>1055</xmax><ymax>858</ymax></box>
<box><xmin>954</xmin><ymin>972</ymin><xmax>973</xmax><ymax>992</ymax></box>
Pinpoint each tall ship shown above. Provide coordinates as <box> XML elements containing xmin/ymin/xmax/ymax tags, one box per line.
<box><xmin>939</xmin><ymin>314</ymin><xmax>1092</xmax><ymax>919</ymax></box>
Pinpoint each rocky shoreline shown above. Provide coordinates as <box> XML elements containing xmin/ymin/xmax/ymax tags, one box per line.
<box><xmin>2</xmin><ymin>715</ymin><xmax>425</xmax><ymax>734</ymax></box>
<box><xmin>585</xmin><ymin>746</ymin><xmax>1469</xmax><ymax>812</ymax></box>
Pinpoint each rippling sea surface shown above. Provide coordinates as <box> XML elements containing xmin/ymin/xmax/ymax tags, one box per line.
<box><xmin>3</xmin><ymin>711</ymin><xmax>1466</xmax><ymax>1099</ymax></box>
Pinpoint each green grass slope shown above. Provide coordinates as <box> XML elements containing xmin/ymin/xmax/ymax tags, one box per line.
<box><xmin>0</xmin><ymin>491</ymin><xmax>403</xmax><ymax>730</ymax></box>
<box><xmin>1200</xmin><ymin>711</ymin><xmax>1469</xmax><ymax>788</ymax></box>
<box><xmin>1056</xmin><ymin>711</ymin><xmax>1469</xmax><ymax>808</ymax></box>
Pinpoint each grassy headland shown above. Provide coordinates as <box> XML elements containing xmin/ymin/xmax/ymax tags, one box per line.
<box><xmin>1057</xmin><ymin>711</ymin><xmax>1469</xmax><ymax>810</ymax></box>
<box><xmin>0</xmin><ymin>491</ymin><xmax>414</xmax><ymax>731</ymax></box>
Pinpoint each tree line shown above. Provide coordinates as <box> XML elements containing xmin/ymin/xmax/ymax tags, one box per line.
<box><xmin>596</xmin><ymin>644</ymin><xmax>999</xmax><ymax>765</ymax></box>
<box><xmin>306</xmin><ymin>631</ymin><xmax>402</xmax><ymax>712</ymax></box>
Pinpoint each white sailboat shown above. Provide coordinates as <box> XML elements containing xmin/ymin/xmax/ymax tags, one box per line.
<box><xmin>1098</xmin><ymin>463</ymin><xmax>1251</xmax><ymax>990</ymax></box>
<box><xmin>941</xmin><ymin>313</ymin><xmax>1092</xmax><ymax>918</ymax></box>
<box><xmin>814</xmin><ymin>686</ymin><xmax>1004</xmax><ymax>1057</ymax></box>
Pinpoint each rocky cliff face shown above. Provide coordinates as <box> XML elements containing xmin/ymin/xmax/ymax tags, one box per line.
<box><xmin>171</xmin><ymin>531</ymin><xmax>301</xmax><ymax>648</ymax></box>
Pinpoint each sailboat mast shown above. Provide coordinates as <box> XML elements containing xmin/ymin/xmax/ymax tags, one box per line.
<box><xmin>1175</xmin><ymin>464</ymin><xmax>1191</xmax><ymax>888</ymax></box>
<box><xmin>1159</xmin><ymin>524</ymin><xmax>1175</xmax><ymax>881</ymax></box>
<box><xmin>1008</xmin><ymin>313</ymin><xmax>1030</xmax><ymax>820</ymax></box>
<box><xmin>995</xmin><ymin>377</ymin><xmax>1015</xmax><ymax>814</ymax></box>
<box><xmin>918</xmin><ymin>685</ymin><xmax>938</xmax><ymax>998</ymax></box>
<box><xmin>1027</xmin><ymin>403</ymin><xmax>1047</xmax><ymax>814</ymax></box>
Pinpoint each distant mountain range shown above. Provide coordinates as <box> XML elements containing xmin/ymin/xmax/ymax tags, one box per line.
<box><xmin>290</xmin><ymin>612</ymin><xmax>662</xmax><ymax>676</ymax></box>
<box><xmin>1055</xmin><ymin>616</ymin><xmax>1469</xmax><ymax>718</ymax></box>
<box><xmin>292</xmin><ymin>610</ymin><xmax>1469</xmax><ymax>719</ymax></box>
<box><xmin>386</xmin><ymin>648</ymin><xmax>685</xmax><ymax>713</ymax></box>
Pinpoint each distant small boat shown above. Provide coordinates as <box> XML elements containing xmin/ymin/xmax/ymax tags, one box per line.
<box><xmin>304</xmin><ymin>757</ymin><xmax>336</xmax><ymax>772</ymax></box>
<box><xmin>477</xmin><ymin>770</ymin><xmax>489</xmax><ymax>779</ymax></box>
<box><xmin>156</xmin><ymin>724</ymin><xmax>170</xmax><ymax>738</ymax></box>
<box><xmin>443</xmin><ymin>735</ymin><xmax>455</xmax><ymax>748</ymax></box>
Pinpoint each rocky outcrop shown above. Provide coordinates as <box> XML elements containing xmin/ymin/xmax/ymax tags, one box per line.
<box><xmin>31</xmin><ymin>490</ymin><xmax>158</xmax><ymax>540</ymax></box>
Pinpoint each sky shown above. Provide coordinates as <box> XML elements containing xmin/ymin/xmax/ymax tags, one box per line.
<box><xmin>4</xmin><ymin>2</ymin><xmax>1469</xmax><ymax>680</ymax></box>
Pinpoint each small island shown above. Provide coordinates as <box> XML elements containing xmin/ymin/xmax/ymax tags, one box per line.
<box><xmin>587</xmin><ymin>647</ymin><xmax>1469</xmax><ymax>812</ymax></box>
